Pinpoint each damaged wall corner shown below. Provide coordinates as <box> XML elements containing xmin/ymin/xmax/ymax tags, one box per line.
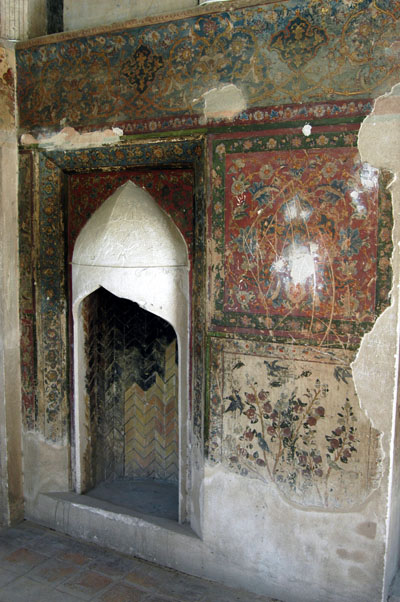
<box><xmin>197</xmin><ymin>84</ymin><xmax>247</xmax><ymax>124</ymax></box>
<box><xmin>20</xmin><ymin>126</ymin><xmax>123</xmax><ymax>150</ymax></box>
<box><xmin>353</xmin><ymin>81</ymin><xmax>400</xmax><ymax>599</ymax></box>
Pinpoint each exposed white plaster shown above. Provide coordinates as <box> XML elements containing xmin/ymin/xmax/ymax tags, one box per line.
<box><xmin>23</xmin><ymin>431</ymin><xmax>70</xmax><ymax>506</ymax></box>
<box><xmin>73</xmin><ymin>181</ymin><xmax>188</xmax><ymax>268</ymax></box>
<box><xmin>302</xmin><ymin>123</ymin><xmax>312</xmax><ymax>136</ymax></box>
<box><xmin>354</xmin><ymin>81</ymin><xmax>400</xmax><ymax>601</ymax></box>
<box><xmin>197</xmin><ymin>84</ymin><xmax>246</xmax><ymax>123</ymax></box>
<box><xmin>358</xmin><ymin>83</ymin><xmax>400</xmax><ymax>172</ymax></box>
<box><xmin>353</xmin><ymin>84</ymin><xmax>400</xmax><ymax>433</ymax></box>
<box><xmin>271</xmin><ymin>242</ymin><xmax>318</xmax><ymax>286</ymax></box>
<box><xmin>20</xmin><ymin>126</ymin><xmax>123</xmax><ymax>150</ymax></box>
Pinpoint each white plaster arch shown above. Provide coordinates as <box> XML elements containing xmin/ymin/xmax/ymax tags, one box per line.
<box><xmin>72</xmin><ymin>181</ymin><xmax>190</xmax><ymax>523</ymax></box>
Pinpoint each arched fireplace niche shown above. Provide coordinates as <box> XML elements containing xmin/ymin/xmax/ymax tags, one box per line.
<box><xmin>72</xmin><ymin>181</ymin><xmax>190</xmax><ymax>523</ymax></box>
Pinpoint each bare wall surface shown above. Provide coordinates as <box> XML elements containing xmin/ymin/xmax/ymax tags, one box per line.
<box><xmin>0</xmin><ymin>0</ymin><xmax>47</xmax><ymax>40</ymax></box>
<box><xmin>0</xmin><ymin>40</ymin><xmax>23</xmax><ymax>525</ymax></box>
<box><xmin>356</xmin><ymin>82</ymin><xmax>400</xmax><ymax>600</ymax></box>
<box><xmin>63</xmin><ymin>0</ymin><xmax>198</xmax><ymax>32</ymax></box>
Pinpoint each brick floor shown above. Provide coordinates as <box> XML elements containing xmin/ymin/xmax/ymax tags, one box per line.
<box><xmin>0</xmin><ymin>521</ymin><xmax>280</xmax><ymax>602</ymax></box>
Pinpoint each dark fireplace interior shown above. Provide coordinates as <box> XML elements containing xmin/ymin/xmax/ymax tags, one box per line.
<box><xmin>82</xmin><ymin>287</ymin><xmax>179</xmax><ymax>520</ymax></box>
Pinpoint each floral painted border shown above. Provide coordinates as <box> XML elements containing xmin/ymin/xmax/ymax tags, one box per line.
<box><xmin>77</xmin><ymin>99</ymin><xmax>373</xmax><ymax>137</ymax></box>
<box><xmin>19</xmin><ymin>137</ymin><xmax>207</xmax><ymax>440</ymax></box>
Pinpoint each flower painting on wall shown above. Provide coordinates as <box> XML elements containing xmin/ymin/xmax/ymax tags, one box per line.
<box><xmin>208</xmin><ymin>125</ymin><xmax>392</xmax><ymax>347</ymax></box>
<box><xmin>208</xmin><ymin>338</ymin><xmax>381</xmax><ymax>510</ymax></box>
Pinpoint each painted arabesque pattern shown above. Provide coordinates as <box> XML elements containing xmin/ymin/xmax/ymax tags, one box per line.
<box><xmin>209</xmin><ymin>126</ymin><xmax>392</xmax><ymax>347</ymax></box>
<box><xmin>16</xmin><ymin>0</ymin><xmax>400</xmax><ymax>134</ymax></box>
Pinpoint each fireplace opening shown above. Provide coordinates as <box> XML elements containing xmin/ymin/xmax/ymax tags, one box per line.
<box><xmin>72</xmin><ymin>181</ymin><xmax>190</xmax><ymax>523</ymax></box>
<box><xmin>82</xmin><ymin>287</ymin><xmax>179</xmax><ymax>521</ymax></box>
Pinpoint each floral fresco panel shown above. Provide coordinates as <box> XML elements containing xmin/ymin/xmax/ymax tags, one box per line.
<box><xmin>208</xmin><ymin>336</ymin><xmax>381</xmax><ymax>510</ymax></box>
<box><xmin>208</xmin><ymin>126</ymin><xmax>392</xmax><ymax>347</ymax></box>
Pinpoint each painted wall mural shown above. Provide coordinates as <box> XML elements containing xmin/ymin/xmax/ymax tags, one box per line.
<box><xmin>18</xmin><ymin>138</ymin><xmax>206</xmax><ymax>441</ymax></box>
<box><xmin>208</xmin><ymin>124</ymin><xmax>393</xmax><ymax>347</ymax></box>
<box><xmin>16</xmin><ymin>0</ymin><xmax>400</xmax><ymax>134</ymax></box>
<box><xmin>208</xmin><ymin>337</ymin><xmax>381</xmax><ymax>509</ymax></box>
<box><xmin>36</xmin><ymin>156</ymin><xmax>68</xmax><ymax>441</ymax></box>
<box><xmin>16</xmin><ymin>0</ymin><xmax>395</xmax><ymax>512</ymax></box>
<box><xmin>19</xmin><ymin>152</ymin><xmax>36</xmax><ymax>431</ymax></box>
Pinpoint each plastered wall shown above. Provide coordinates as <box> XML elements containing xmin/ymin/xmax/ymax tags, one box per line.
<box><xmin>64</xmin><ymin>0</ymin><xmax>199</xmax><ymax>32</ymax></box>
<box><xmin>0</xmin><ymin>40</ymin><xmax>23</xmax><ymax>525</ymax></box>
<box><xmin>14</xmin><ymin>1</ymin><xmax>400</xmax><ymax>600</ymax></box>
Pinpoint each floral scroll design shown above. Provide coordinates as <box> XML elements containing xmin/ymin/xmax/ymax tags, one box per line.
<box><xmin>270</xmin><ymin>13</ymin><xmax>329</xmax><ymax>70</ymax></box>
<box><xmin>208</xmin><ymin>339</ymin><xmax>381</xmax><ymax>509</ymax></box>
<box><xmin>210</xmin><ymin>131</ymin><xmax>393</xmax><ymax>347</ymax></box>
<box><xmin>121</xmin><ymin>45</ymin><xmax>164</xmax><ymax>93</ymax></box>
<box><xmin>225</xmin><ymin>374</ymin><xmax>358</xmax><ymax>508</ymax></box>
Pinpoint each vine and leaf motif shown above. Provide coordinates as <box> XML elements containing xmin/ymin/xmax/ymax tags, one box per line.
<box><xmin>210</xmin><ymin>133</ymin><xmax>393</xmax><ymax>347</ymax></box>
<box><xmin>224</xmin><ymin>361</ymin><xmax>360</xmax><ymax>507</ymax></box>
<box><xmin>16</xmin><ymin>0</ymin><xmax>400</xmax><ymax>130</ymax></box>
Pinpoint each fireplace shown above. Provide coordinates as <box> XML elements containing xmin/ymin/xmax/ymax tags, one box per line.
<box><xmin>72</xmin><ymin>181</ymin><xmax>190</xmax><ymax>522</ymax></box>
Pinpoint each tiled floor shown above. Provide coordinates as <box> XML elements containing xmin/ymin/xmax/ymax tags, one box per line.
<box><xmin>0</xmin><ymin>521</ymin><xmax>280</xmax><ymax>601</ymax></box>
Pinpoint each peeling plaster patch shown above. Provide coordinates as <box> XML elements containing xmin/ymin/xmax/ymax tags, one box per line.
<box><xmin>20</xmin><ymin>133</ymin><xmax>37</xmax><ymax>145</ymax></box>
<box><xmin>198</xmin><ymin>84</ymin><xmax>246</xmax><ymax>123</ymax></box>
<box><xmin>272</xmin><ymin>242</ymin><xmax>318</xmax><ymax>286</ymax></box>
<box><xmin>302</xmin><ymin>123</ymin><xmax>312</xmax><ymax>136</ymax></box>
<box><xmin>336</xmin><ymin>548</ymin><xmax>367</xmax><ymax>563</ymax></box>
<box><xmin>358</xmin><ymin>82</ymin><xmax>400</xmax><ymax>172</ymax></box>
<box><xmin>356</xmin><ymin>521</ymin><xmax>377</xmax><ymax>539</ymax></box>
<box><xmin>23</xmin><ymin>431</ymin><xmax>69</xmax><ymax>506</ymax></box>
<box><xmin>353</xmin><ymin>83</ymin><xmax>400</xmax><ymax>437</ymax></box>
<box><xmin>20</xmin><ymin>126</ymin><xmax>123</xmax><ymax>150</ymax></box>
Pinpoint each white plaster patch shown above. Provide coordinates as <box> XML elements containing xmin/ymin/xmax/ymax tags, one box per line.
<box><xmin>360</xmin><ymin>163</ymin><xmax>379</xmax><ymax>189</ymax></box>
<box><xmin>198</xmin><ymin>84</ymin><xmax>246</xmax><ymax>122</ymax></box>
<box><xmin>354</xmin><ymin>82</ymin><xmax>400</xmax><ymax>437</ymax></box>
<box><xmin>350</xmin><ymin>190</ymin><xmax>367</xmax><ymax>216</ymax></box>
<box><xmin>358</xmin><ymin>83</ymin><xmax>400</xmax><ymax>172</ymax></box>
<box><xmin>272</xmin><ymin>242</ymin><xmax>318</xmax><ymax>286</ymax></box>
<box><xmin>20</xmin><ymin>126</ymin><xmax>123</xmax><ymax>150</ymax></box>
<box><xmin>302</xmin><ymin>123</ymin><xmax>312</xmax><ymax>136</ymax></box>
<box><xmin>72</xmin><ymin>181</ymin><xmax>188</xmax><ymax>268</ymax></box>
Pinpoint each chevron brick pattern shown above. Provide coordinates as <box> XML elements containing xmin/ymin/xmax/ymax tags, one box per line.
<box><xmin>125</xmin><ymin>340</ymin><xmax>178</xmax><ymax>482</ymax></box>
<box><xmin>84</xmin><ymin>287</ymin><xmax>178</xmax><ymax>487</ymax></box>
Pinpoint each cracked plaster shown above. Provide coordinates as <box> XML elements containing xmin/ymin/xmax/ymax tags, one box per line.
<box><xmin>353</xmin><ymin>81</ymin><xmax>400</xmax><ymax>600</ymax></box>
<box><xmin>20</xmin><ymin>126</ymin><xmax>123</xmax><ymax>150</ymax></box>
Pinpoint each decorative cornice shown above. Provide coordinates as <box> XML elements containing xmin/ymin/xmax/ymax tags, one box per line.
<box><xmin>16</xmin><ymin>0</ymin><xmax>287</xmax><ymax>49</ymax></box>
